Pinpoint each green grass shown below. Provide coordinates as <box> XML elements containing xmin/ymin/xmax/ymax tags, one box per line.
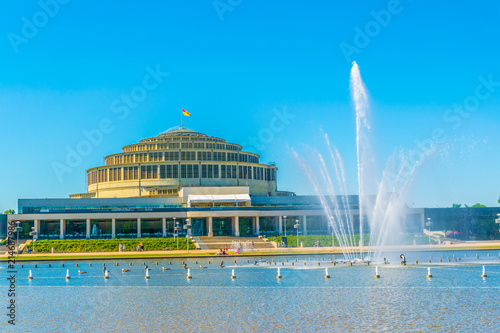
<box><xmin>268</xmin><ymin>234</ymin><xmax>443</xmax><ymax>247</ymax></box>
<box><xmin>24</xmin><ymin>238</ymin><xmax>195</xmax><ymax>253</ymax></box>
<box><xmin>269</xmin><ymin>234</ymin><xmax>370</xmax><ymax>247</ymax></box>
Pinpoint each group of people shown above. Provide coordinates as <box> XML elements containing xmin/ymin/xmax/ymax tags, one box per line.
<box><xmin>217</xmin><ymin>246</ymin><xmax>229</xmax><ymax>255</ymax></box>
<box><xmin>118</xmin><ymin>242</ymin><xmax>144</xmax><ymax>252</ymax></box>
<box><xmin>216</xmin><ymin>241</ymin><xmax>255</xmax><ymax>255</ymax></box>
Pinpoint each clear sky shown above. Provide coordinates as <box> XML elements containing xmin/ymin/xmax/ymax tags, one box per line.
<box><xmin>1</xmin><ymin>0</ymin><xmax>499</xmax><ymax>212</ymax></box>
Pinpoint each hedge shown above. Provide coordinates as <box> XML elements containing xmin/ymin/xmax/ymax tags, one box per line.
<box><xmin>24</xmin><ymin>238</ymin><xmax>195</xmax><ymax>253</ymax></box>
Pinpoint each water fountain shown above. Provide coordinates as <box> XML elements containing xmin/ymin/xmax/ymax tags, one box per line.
<box><xmin>481</xmin><ymin>266</ymin><xmax>487</xmax><ymax>278</ymax></box>
<box><xmin>295</xmin><ymin>61</ymin><xmax>424</xmax><ymax>262</ymax></box>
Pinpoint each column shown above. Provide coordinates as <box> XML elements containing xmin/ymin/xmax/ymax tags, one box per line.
<box><xmin>137</xmin><ymin>218</ymin><xmax>141</xmax><ymax>238</ymax></box>
<box><xmin>162</xmin><ymin>217</ymin><xmax>167</xmax><ymax>237</ymax></box>
<box><xmin>255</xmin><ymin>216</ymin><xmax>260</xmax><ymax>236</ymax></box>
<box><xmin>111</xmin><ymin>218</ymin><xmax>116</xmax><ymax>238</ymax></box>
<box><xmin>208</xmin><ymin>217</ymin><xmax>213</xmax><ymax>237</ymax></box>
<box><xmin>278</xmin><ymin>216</ymin><xmax>283</xmax><ymax>235</ymax></box>
<box><xmin>302</xmin><ymin>216</ymin><xmax>307</xmax><ymax>235</ymax></box>
<box><xmin>233</xmin><ymin>216</ymin><xmax>240</xmax><ymax>237</ymax></box>
<box><xmin>60</xmin><ymin>219</ymin><xmax>65</xmax><ymax>239</ymax></box>
<box><xmin>34</xmin><ymin>220</ymin><xmax>40</xmax><ymax>240</ymax></box>
<box><xmin>86</xmin><ymin>219</ymin><xmax>91</xmax><ymax>239</ymax></box>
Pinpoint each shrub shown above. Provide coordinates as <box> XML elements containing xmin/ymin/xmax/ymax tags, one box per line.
<box><xmin>24</xmin><ymin>238</ymin><xmax>195</xmax><ymax>253</ymax></box>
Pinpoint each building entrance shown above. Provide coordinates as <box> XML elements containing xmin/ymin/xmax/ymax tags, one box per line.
<box><xmin>212</xmin><ymin>217</ymin><xmax>232</xmax><ymax>236</ymax></box>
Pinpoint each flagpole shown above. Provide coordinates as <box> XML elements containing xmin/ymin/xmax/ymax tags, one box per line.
<box><xmin>181</xmin><ymin>112</ymin><xmax>183</xmax><ymax>129</ymax></box>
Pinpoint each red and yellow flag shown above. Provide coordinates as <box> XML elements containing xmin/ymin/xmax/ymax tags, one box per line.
<box><xmin>182</xmin><ymin>108</ymin><xmax>191</xmax><ymax>116</ymax></box>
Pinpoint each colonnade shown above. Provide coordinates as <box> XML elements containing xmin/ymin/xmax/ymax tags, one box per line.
<box><xmin>27</xmin><ymin>214</ymin><xmax>322</xmax><ymax>239</ymax></box>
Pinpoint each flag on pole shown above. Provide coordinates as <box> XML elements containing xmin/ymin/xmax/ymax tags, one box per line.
<box><xmin>182</xmin><ymin>108</ymin><xmax>191</xmax><ymax>116</ymax></box>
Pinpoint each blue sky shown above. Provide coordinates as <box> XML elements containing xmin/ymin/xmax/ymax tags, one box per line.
<box><xmin>1</xmin><ymin>0</ymin><xmax>499</xmax><ymax>212</ymax></box>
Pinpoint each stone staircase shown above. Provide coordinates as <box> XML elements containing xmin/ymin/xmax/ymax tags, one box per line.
<box><xmin>196</xmin><ymin>236</ymin><xmax>275</xmax><ymax>250</ymax></box>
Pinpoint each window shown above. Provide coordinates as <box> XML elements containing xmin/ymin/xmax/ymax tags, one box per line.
<box><xmin>160</xmin><ymin>165</ymin><xmax>166</xmax><ymax>178</ymax></box>
<box><xmin>213</xmin><ymin>164</ymin><xmax>219</xmax><ymax>178</ymax></box>
<box><xmin>207</xmin><ymin>165</ymin><xmax>213</xmax><ymax>178</ymax></box>
<box><xmin>181</xmin><ymin>165</ymin><xmax>186</xmax><ymax>178</ymax></box>
<box><xmin>193</xmin><ymin>165</ymin><xmax>199</xmax><ymax>178</ymax></box>
<box><xmin>172</xmin><ymin>165</ymin><xmax>178</xmax><ymax>178</ymax></box>
<box><xmin>221</xmin><ymin>165</ymin><xmax>226</xmax><ymax>179</ymax></box>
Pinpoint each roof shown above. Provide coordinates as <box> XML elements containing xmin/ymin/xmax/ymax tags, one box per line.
<box><xmin>159</xmin><ymin>127</ymin><xmax>206</xmax><ymax>137</ymax></box>
<box><xmin>187</xmin><ymin>194</ymin><xmax>251</xmax><ymax>205</ymax></box>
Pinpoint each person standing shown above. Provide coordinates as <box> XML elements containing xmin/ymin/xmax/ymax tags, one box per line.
<box><xmin>119</xmin><ymin>243</ymin><xmax>123</xmax><ymax>252</ymax></box>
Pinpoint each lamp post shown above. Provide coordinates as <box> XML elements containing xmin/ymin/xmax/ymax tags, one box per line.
<box><xmin>426</xmin><ymin>218</ymin><xmax>432</xmax><ymax>245</ymax></box>
<box><xmin>283</xmin><ymin>216</ymin><xmax>287</xmax><ymax>237</ymax></box>
<box><xmin>15</xmin><ymin>221</ymin><xmax>21</xmax><ymax>257</ymax></box>
<box><xmin>30</xmin><ymin>226</ymin><xmax>36</xmax><ymax>253</ymax></box>
<box><xmin>294</xmin><ymin>219</ymin><xmax>300</xmax><ymax>247</ymax></box>
<box><xmin>184</xmin><ymin>219</ymin><xmax>192</xmax><ymax>253</ymax></box>
<box><xmin>174</xmin><ymin>218</ymin><xmax>180</xmax><ymax>250</ymax></box>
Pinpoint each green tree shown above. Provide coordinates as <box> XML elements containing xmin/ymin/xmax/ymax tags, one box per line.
<box><xmin>472</xmin><ymin>203</ymin><xmax>486</xmax><ymax>208</ymax></box>
<box><xmin>452</xmin><ymin>203</ymin><xmax>461</xmax><ymax>208</ymax></box>
<box><xmin>3</xmin><ymin>209</ymin><xmax>15</xmax><ymax>214</ymax></box>
<box><xmin>498</xmin><ymin>196</ymin><xmax>500</xmax><ymax>204</ymax></box>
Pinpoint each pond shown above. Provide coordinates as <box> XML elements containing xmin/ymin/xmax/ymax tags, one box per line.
<box><xmin>2</xmin><ymin>250</ymin><xmax>499</xmax><ymax>332</ymax></box>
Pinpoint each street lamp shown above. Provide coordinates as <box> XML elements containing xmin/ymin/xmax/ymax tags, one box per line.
<box><xmin>426</xmin><ymin>218</ymin><xmax>432</xmax><ymax>245</ymax></box>
<box><xmin>30</xmin><ymin>226</ymin><xmax>36</xmax><ymax>254</ymax></box>
<box><xmin>173</xmin><ymin>218</ymin><xmax>180</xmax><ymax>250</ymax></box>
<box><xmin>294</xmin><ymin>219</ymin><xmax>300</xmax><ymax>247</ymax></box>
<box><xmin>15</xmin><ymin>221</ymin><xmax>21</xmax><ymax>257</ymax></box>
<box><xmin>283</xmin><ymin>216</ymin><xmax>287</xmax><ymax>238</ymax></box>
<box><xmin>184</xmin><ymin>219</ymin><xmax>192</xmax><ymax>253</ymax></box>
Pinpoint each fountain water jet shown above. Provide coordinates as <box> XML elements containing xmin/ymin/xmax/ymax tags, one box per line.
<box><xmin>294</xmin><ymin>61</ymin><xmax>426</xmax><ymax>262</ymax></box>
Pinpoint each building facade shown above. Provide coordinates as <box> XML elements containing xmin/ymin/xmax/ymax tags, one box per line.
<box><xmin>5</xmin><ymin>127</ymin><xmax>432</xmax><ymax>240</ymax></box>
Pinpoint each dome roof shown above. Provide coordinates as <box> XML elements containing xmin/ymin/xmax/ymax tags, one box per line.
<box><xmin>159</xmin><ymin>127</ymin><xmax>205</xmax><ymax>137</ymax></box>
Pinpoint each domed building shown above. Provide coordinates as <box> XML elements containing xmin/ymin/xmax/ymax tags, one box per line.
<box><xmin>72</xmin><ymin>128</ymin><xmax>279</xmax><ymax>199</ymax></box>
<box><xmin>6</xmin><ymin>127</ymin><xmax>425</xmax><ymax>241</ymax></box>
